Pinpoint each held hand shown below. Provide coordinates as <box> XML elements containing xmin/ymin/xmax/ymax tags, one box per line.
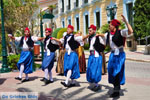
<box><xmin>51</xmin><ymin>37</ymin><xmax>56</xmax><ymax>40</ymax></box>
<box><xmin>75</xmin><ymin>34</ymin><xmax>80</xmax><ymax>37</ymax></box>
<box><xmin>8</xmin><ymin>34</ymin><xmax>12</xmax><ymax>38</ymax></box>
<box><xmin>8</xmin><ymin>34</ymin><xmax>14</xmax><ymax>40</ymax></box>
<box><xmin>96</xmin><ymin>34</ymin><xmax>100</xmax><ymax>37</ymax></box>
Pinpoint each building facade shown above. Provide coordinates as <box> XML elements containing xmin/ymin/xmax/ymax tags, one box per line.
<box><xmin>55</xmin><ymin>0</ymin><xmax>135</xmax><ymax>35</ymax></box>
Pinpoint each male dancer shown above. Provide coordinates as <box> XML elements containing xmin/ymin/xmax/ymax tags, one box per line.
<box><xmin>98</xmin><ymin>15</ymin><xmax>133</xmax><ymax>97</ymax></box>
<box><xmin>40</xmin><ymin>28</ymin><xmax>59</xmax><ymax>85</ymax></box>
<box><xmin>53</xmin><ymin>25</ymin><xmax>83</xmax><ymax>87</ymax></box>
<box><xmin>86</xmin><ymin>25</ymin><xmax>105</xmax><ymax>92</ymax></box>
<box><xmin>8</xmin><ymin>27</ymin><xmax>43</xmax><ymax>82</ymax></box>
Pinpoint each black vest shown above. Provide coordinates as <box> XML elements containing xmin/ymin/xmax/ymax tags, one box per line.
<box><xmin>47</xmin><ymin>39</ymin><xmax>59</xmax><ymax>52</ymax></box>
<box><xmin>106</xmin><ymin>30</ymin><xmax>124</xmax><ymax>47</ymax></box>
<box><xmin>112</xmin><ymin>30</ymin><xmax>124</xmax><ymax>47</ymax></box>
<box><xmin>68</xmin><ymin>35</ymin><xmax>80</xmax><ymax>50</ymax></box>
<box><xmin>88</xmin><ymin>34</ymin><xmax>96</xmax><ymax>47</ymax></box>
<box><xmin>19</xmin><ymin>36</ymin><xmax>34</xmax><ymax>48</ymax></box>
<box><xmin>64</xmin><ymin>34</ymin><xmax>71</xmax><ymax>48</ymax></box>
<box><xmin>93</xmin><ymin>36</ymin><xmax>105</xmax><ymax>53</ymax></box>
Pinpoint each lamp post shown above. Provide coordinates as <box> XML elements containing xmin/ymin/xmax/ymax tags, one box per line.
<box><xmin>40</xmin><ymin>11</ymin><xmax>55</xmax><ymax>60</ymax></box>
<box><xmin>0</xmin><ymin>0</ymin><xmax>10</xmax><ymax>73</ymax></box>
<box><xmin>106</xmin><ymin>0</ymin><xmax>117</xmax><ymax>21</ymax></box>
<box><xmin>40</xmin><ymin>13</ymin><xmax>44</xmax><ymax>60</ymax></box>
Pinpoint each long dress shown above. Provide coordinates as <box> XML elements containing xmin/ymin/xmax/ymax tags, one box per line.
<box><xmin>77</xmin><ymin>46</ymin><xmax>86</xmax><ymax>73</ymax></box>
<box><xmin>56</xmin><ymin>48</ymin><xmax>65</xmax><ymax>74</ymax></box>
<box><xmin>102</xmin><ymin>52</ymin><xmax>107</xmax><ymax>75</ymax></box>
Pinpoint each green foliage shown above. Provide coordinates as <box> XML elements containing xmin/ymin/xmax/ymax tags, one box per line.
<box><xmin>99</xmin><ymin>24</ymin><xmax>109</xmax><ymax>33</ymax></box>
<box><xmin>7</xmin><ymin>54</ymin><xmax>20</xmax><ymax>70</ymax></box>
<box><xmin>57</xmin><ymin>28</ymin><xmax>67</xmax><ymax>39</ymax></box>
<box><xmin>104</xmin><ymin>46</ymin><xmax>111</xmax><ymax>53</ymax></box>
<box><xmin>38</xmin><ymin>11</ymin><xmax>46</xmax><ymax>19</ymax></box>
<box><xmin>73</xmin><ymin>31</ymin><xmax>77</xmax><ymax>34</ymax></box>
<box><xmin>48</xmin><ymin>5</ymin><xmax>56</xmax><ymax>9</ymax></box>
<box><xmin>34</xmin><ymin>63</ymin><xmax>41</xmax><ymax>69</ymax></box>
<box><xmin>146</xmin><ymin>21</ymin><xmax>150</xmax><ymax>34</ymax></box>
<box><xmin>7</xmin><ymin>54</ymin><xmax>41</xmax><ymax>70</ymax></box>
<box><xmin>2</xmin><ymin>0</ymin><xmax>38</xmax><ymax>34</ymax></box>
<box><xmin>0</xmin><ymin>44</ymin><xmax>2</xmax><ymax>56</ymax></box>
<box><xmin>84</xmin><ymin>43</ymin><xmax>89</xmax><ymax>50</ymax></box>
<box><xmin>52</xmin><ymin>28</ymin><xmax>62</xmax><ymax>38</ymax></box>
<box><xmin>133</xmin><ymin>0</ymin><xmax>150</xmax><ymax>39</ymax></box>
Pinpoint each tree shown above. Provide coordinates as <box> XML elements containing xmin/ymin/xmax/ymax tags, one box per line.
<box><xmin>133</xmin><ymin>0</ymin><xmax>150</xmax><ymax>39</ymax></box>
<box><xmin>0</xmin><ymin>0</ymin><xmax>38</xmax><ymax>54</ymax></box>
<box><xmin>2</xmin><ymin>0</ymin><xmax>38</xmax><ymax>35</ymax></box>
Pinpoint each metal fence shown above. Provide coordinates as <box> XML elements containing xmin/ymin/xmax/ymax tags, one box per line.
<box><xmin>137</xmin><ymin>35</ymin><xmax>150</xmax><ymax>46</ymax></box>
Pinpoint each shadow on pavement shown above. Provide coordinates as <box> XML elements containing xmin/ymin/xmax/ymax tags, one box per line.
<box><xmin>0</xmin><ymin>78</ymin><xmax>7</xmax><ymax>85</ymax></box>
<box><xmin>16</xmin><ymin>83</ymin><xmax>128</xmax><ymax>100</ymax></box>
<box><xmin>102</xmin><ymin>84</ymin><xmax>127</xmax><ymax>100</ymax></box>
<box><xmin>17</xmin><ymin>76</ymin><xmax>39</xmax><ymax>84</ymax></box>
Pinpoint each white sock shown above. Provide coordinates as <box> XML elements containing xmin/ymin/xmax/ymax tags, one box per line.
<box><xmin>49</xmin><ymin>71</ymin><xmax>53</xmax><ymax>81</ymax></box>
<box><xmin>44</xmin><ymin>68</ymin><xmax>48</xmax><ymax>80</ymax></box>
<box><xmin>65</xmin><ymin>70</ymin><xmax>72</xmax><ymax>84</ymax></box>
<box><xmin>25</xmin><ymin>74</ymin><xmax>29</xmax><ymax>80</ymax></box>
<box><xmin>19</xmin><ymin>64</ymin><xmax>24</xmax><ymax>78</ymax></box>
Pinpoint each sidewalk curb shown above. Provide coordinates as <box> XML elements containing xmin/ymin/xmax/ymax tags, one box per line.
<box><xmin>105</xmin><ymin>56</ymin><xmax>150</xmax><ymax>63</ymax></box>
<box><xmin>84</xmin><ymin>52</ymin><xmax>150</xmax><ymax>63</ymax></box>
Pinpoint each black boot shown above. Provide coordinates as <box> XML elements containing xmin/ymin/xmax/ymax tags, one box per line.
<box><xmin>22</xmin><ymin>79</ymin><xmax>29</xmax><ymax>83</ymax></box>
<box><xmin>44</xmin><ymin>79</ymin><xmax>50</xmax><ymax>85</ymax></box>
<box><xmin>15</xmin><ymin>77</ymin><xmax>22</xmax><ymax>81</ymax></box>
<box><xmin>40</xmin><ymin>77</ymin><xmax>46</xmax><ymax>81</ymax></box>
<box><xmin>60</xmin><ymin>82</ymin><xmax>70</xmax><ymax>87</ymax></box>
<box><xmin>110</xmin><ymin>91</ymin><xmax>120</xmax><ymax>98</ymax></box>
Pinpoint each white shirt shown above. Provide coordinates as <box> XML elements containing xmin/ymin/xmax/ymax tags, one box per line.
<box><xmin>15</xmin><ymin>36</ymin><xmax>38</xmax><ymax>51</ymax></box>
<box><xmin>60</xmin><ymin>32</ymin><xmax>83</xmax><ymax>55</ymax></box>
<box><xmin>104</xmin><ymin>29</ymin><xmax>128</xmax><ymax>55</ymax></box>
<box><xmin>89</xmin><ymin>36</ymin><xmax>105</xmax><ymax>57</ymax></box>
<box><xmin>104</xmin><ymin>29</ymin><xmax>128</xmax><ymax>50</ymax></box>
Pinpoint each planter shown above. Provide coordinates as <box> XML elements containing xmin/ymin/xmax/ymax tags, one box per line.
<box><xmin>34</xmin><ymin>44</ymin><xmax>40</xmax><ymax>56</ymax></box>
<box><xmin>144</xmin><ymin>45</ymin><xmax>150</xmax><ymax>55</ymax></box>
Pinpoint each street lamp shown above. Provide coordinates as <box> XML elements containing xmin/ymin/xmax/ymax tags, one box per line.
<box><xmin>40</xmin><ymin>10</ymin><xmax>55</xmax><ymax>60</ymax></box>
<box><xmin>106</xmin><ymin>0</ymin><xmax>117</xmax><ymax>20</ymax></box>
<box><xmin>0</xmin><ymin>0</ymin><xmax>11</xmax><ymax>73</ymax></box>
<box><xmin>40</xmin><ymin>11</ymin><xmax>44</xmax><ymax>60</ymax></box>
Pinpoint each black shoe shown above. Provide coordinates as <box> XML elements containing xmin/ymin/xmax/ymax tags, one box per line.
<box><xmin>40</xmin><ymin>78</ymin><xmax>46</xmax><ymax>81</ymax></box>
<box><xmin>49</xmin><ymin>80</ymin><xmax>54</xmax><ymax>83</ymax></box>
<box><xmin>44</xmin><ymin>79</ymin><xmax>50</xmax><ymax>85</ymax></box>
<box><xmin>15</xmin><ymin>77</ymin><xmax>22</xmax><ymax>81</ymax></box>
<box><xmin>110</xmin><ymin>92</ymin><xmax>120</xmax><ymax>98</ymax></box>
<box><xmin>60</xmin><ymin>82</ymin><xmax>70</xmax><ymax>87</ymax></box>
<box><xmin>22</xmin><ymin>79</ymin><xmax>29</xmax><ymax>83</ymax></box>
<box><xmin>91</xmin><ymin>85</ymin><xmax>101</xmax><ymax>92</ymax></box>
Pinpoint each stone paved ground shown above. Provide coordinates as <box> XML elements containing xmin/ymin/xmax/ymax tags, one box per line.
<box><xmin>0</xmin><ymin>60</ymin><xmax>150</xmax><ymax>100</ymax></box>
